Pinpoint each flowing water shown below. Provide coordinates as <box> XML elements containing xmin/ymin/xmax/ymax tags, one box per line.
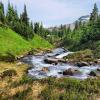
<box><xmin>22</xmin><ymin>48</ymin><xmax>99</xmax><ymax>79</ymax></box>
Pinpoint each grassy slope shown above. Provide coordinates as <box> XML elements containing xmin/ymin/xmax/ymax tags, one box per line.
<box><xmin>30</xmin><ymin>35</ymin><xmax>53</xmax><ymax>49</ymax></box>
<box><xmin>0</xmin><ymin>27</ymin><xmax>32</xmax><ymax>56</ymax></box>
<box><xmin>0</xmin><ymin>27</ymin><xmax>52</xmax><ymax>57</ymax></box>
<box><xmin>0</xmin><ymin>27</ymin><xmax>51</xmax><ymax>99</ymax></box>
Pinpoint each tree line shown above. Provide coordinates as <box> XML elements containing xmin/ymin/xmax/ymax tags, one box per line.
<box><xmin>0</xmin><ymin>2</ymin><xmax>34</xmax><ymax>39</ymax></box>
<box><xmin>0</xmin><ymin>2</ymin><xmax>99</xmax><ymax>47</ymax></box>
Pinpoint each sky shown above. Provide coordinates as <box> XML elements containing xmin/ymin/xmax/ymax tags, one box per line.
<box><xmin>0</xmin><ymin>0</ymin><xmax>100</xmax><ymax>27</ymax></box>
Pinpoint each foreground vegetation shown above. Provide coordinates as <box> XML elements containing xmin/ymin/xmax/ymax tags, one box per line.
<box><xmin>0</xmin><ymin>63</ymin><xmax>100</xmax><ymax>100</ymax></box>
<box><xmin>40</xmin><ymin>77</ymin><xmax>100</xmax><ymax>100</ymax></box>
<box><xmin>0</xmin><ymin>62</ymin><xmax>45</xmax><ymax>100</ymax></box>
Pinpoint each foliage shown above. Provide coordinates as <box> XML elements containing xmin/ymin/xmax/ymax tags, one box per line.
<box><xmin>93</xmin><ymin>45</ymin><xmax>100</xmax><ymax>58</ymax></box>
<box><xmin>11</xmin><ymin>87</ymin><xmax>32</xmax><ymax>100</ymax></box>
<box><xmin>61</xmin><ymin>3</ymin><xmax>100</xmax><ymax>59</ymax></box>
<box><xmin>41</xmin><ymin>77</ymin><xmax>100</xmax><ymax>100</ymax></box>
<box><xmin>0</xmin><ymin>27</ymin><xmax>32</xmax><ymax>58</ymax></box>
<box><xmin>0</xmin><ymin>2</ymin><xmax>34</xmax><ymax>39</ymax></box>
<box><xmin>0</xmin><ymin>69</ymin><xmax>17</xmax><ymax>78</ymax></box>
<box><xmin>65</xmin><ymin>49</ymin><xmax>94</xmax><ymax>62</ymax></box>
<box><xmin>0</xmin><ymin>27</ymin><xmax>52</xmax><ymax>60</ymax></box>
<box><xmin>30</xmin><ymin>34</ymin><xmax>53</xmax><ymax>49</ymax></box>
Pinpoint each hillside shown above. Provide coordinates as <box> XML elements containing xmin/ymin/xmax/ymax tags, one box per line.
<box><xmin>30</xmin><ymin>35</ymin><xmax>53</xmax><ymax>49</ymax></box>
<box><xmin>0</xmin><ymin>27</ymin><xmax>52</xmax><ymax>59</ymax></box>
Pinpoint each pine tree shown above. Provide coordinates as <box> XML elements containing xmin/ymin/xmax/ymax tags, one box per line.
<box><xmin>90</xmin><ymin>3</ymin><xmax>98</xmax><ymax>23</ymax></box>
<box><xmin>0</xmin><ymin>2</ymin><xmax>5</xmax><ymax>23</ymax></box>
<box><xmin>21</xmin><ymin>5</ymin><xmax>29</xmax><ymax>25</ymax></box>
<box><xmin>34</xmin><ymin>22</ymin><xmax>40</xmax><ymax>34</ymax></box>
<box><xmin>6</xmin><ymin>3</ymin><xmax>15</xmax><ymax>25</ymax></box>
<box><xmin>74</xmin><ymin>21</ymin><xmax>79</xmax><ymax>30</ymax></box>
<box><xmin>30</xmin><ymin>21</ymin><xmax>33</xmax><ymax>31</ymax></box>
<box><xmin>67</xmin><ymin>25</ymin><xmax>71</xmax><ymax>34</ymax></box>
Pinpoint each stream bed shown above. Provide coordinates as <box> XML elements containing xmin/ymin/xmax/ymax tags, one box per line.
<box><xmin>22</xmin><ymin>48</ymin><xmax>100</xmax><ymax>79</ymax></box>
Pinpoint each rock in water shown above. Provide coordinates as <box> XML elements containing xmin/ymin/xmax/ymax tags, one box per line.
<box><xmin>44</xmin><ymin>58</ymin><xmax>58</xmax><ymax>64</ymax></box>
<box><xmin>76</xmin><ymin>61</ymin><xmax>89</xmax><ymax>67</ymax></box>
<box><xmin>63</xmin><ymin>68</ymin><xmax>81</xmax><ymax>76</ymax></box>
<box><xmin>89</xmin><ymin>70</ymin><xmax>100</xmax><ymax>77</ymax></box>
<box><xmin>97</xmin><ymin>68</ymin><xmax>100</xmax><ymax>71</ymax></box>
<box><xmin>41</xmin><ymin>67</ymin><xmax>49</xmax><ymax>72</ymax></box>
<box><xmin>89</xmin><ymin>71</ymin><xmax>96</xmax><ymax>76</ymax></box>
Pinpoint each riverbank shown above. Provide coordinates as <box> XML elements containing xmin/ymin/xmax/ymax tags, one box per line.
<box><xmin>0</xmin><ymin>47</ymin><xmax>100</xmax><ymax>99</ymax></box>
<box><xmin>0</xmin><ymin>61</ymin><xmax>46</xmax><ymax>100</ymax></box>
<box><xmin>0</xmin><ymin>61</ymin><xmax>100</xmax><ymax>100</ymax></box>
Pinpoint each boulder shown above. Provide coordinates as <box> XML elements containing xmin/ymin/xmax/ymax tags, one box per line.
<box><xmin>63</xmin><ymin>68</ymin><xmax>74</xmax><ymax>75</ymax></box>
<box><xmin>76</xmin><ymin>61</ymin><xmax>89</xmax><ymax>67</ymax></box>
<box><xmin>89</xmin><ymin>70</ymin><xmax>100</xmax><ymax>77</ymax></box>
<box><xmin>41</xmin><ymin>67</ymin><xmax>49</xmax><ymax>72</ymax></box>
<box><xmin>97</xmin><ymin>68</ymin><xmax>100</xmax><ymax>72</ymax></box>
<box><xmin>63</xmin><ymin>68</ymin><xmax>81</xmax><ymax>76</ymax></box>
<box><xmin>94</xmin><ymin>59</ymin><xmax>100</xmax><ymax>64</ymax></box>
<box><xmin>58</xmin><ymin>59</ymin><xmax>66</xmax><ymax>63</ymax></box>
<box><xmin>44</xmin><ymin>58</ymin><xmax>58</xmax><ymax>64</ymax></box>
<box><xmin>89</xmin><ymin>71</ymin><xmax>96</xmax><ymax>76</ymax></box>
<box><xmin>44</xmin><ymin>58</ymin><xmax>66</xmax><ymax>64</ymax></box>
<box><xmin>16</xmin><ymin>62</ymin><xmax>23</xmax><ymax>66</ymax></box>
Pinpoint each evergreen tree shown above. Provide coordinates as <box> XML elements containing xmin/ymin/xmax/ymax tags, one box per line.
<box><xmin>21</xmin><ymin>5</ymin><xmax>29</xmax><ymax>25</ymax></box>
<box><xmin>0</xmin><ymin>2</ymin><xmax>5</xmax><ymax>23</ymax></box>
<box><xmin>6</xmin><ymin>3</ymin><xmax>15</xmax><ymax>25</ymax></box>
<box><xmin>67</xmin><ymin>25</ymin><xmax>71</xmax><ymax>34</ymax></box>
<box><xmin>74</xmin><ymin>21</ymin><xmax>79</xmax><ymax>30</ymax></box>
<box><xmin>39</xmin><ymin>24</ymin><xmax>43</xmax><ymax>36</ymax></box>
<box><xmin>90</xmin><ymin>3</ymin><xmax>98</xmax><ymax>23</ymax></box>
<box><xmin>34</xmin><ymin>22</ymin><xmax>40</xmax><ymax>34</ymax></box>
<box><xmin>30</xmin><ymin>21</ymin><xmax>34</xmax><ymax>31</ymax></box>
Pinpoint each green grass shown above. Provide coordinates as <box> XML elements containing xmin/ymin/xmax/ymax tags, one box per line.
<box><xmin>30</xmin><ymin>35</ymin><xmax>53</xmax><ymax>49</ymax></box>
<box><xmin>0</xmin><ymin>27</ymin><xmax>52</xmax><ymax>58</ymax></box>
<box><xmin>40</xmin><ymin>77</ymin><xmax>100</xmax><ymax>100</ymax></box>
<box><xmin>0</xmin><ymin>27</ymin><xmax>32</xmax><ymax>56</ymax></box>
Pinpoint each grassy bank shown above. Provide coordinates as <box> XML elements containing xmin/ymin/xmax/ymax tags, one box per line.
<box><xmin>0</xmin><ymin>62</ymin><xmax>100</xmax><ymax>100</ymax></box>
<box><xmin>40</xmin><ymin>77</ymin><xmax>100</xmax><ymax>100</ymax></box>
<box><xmin>0</xmin><ymin>27</ymin><xmax>53</xmax><ymax>60</ymax></box>
<box><xmin>30</xmin><ymin>35</ymin><xmax>53</xmax><ymax>49</ymax></box>
<box><xmin>0</xmin><ymin>27</ymin><xmax>32</xmax><ymax>57</ymax></box>
<box><xmin>0</xmin><ymin>62</ymin><xmax>45</xmax><ymax>100</ymax></box>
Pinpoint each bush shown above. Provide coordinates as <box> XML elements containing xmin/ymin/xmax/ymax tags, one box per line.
<box><xmin>0</xmin><ymin>52</ymin><xmax>15</xmax><ymax>62</ymax></box>
<box><xmin>41</xmin><ymin>77</ymin><xmax>100</xmax><ymax>100</ymax></box>
<box><xmin>93</xmin><ymin>45</ymin><xmax>100</xmax><ymax>58</ymax></box>
<box><xmin>11</xmin><ymin>87</ymin><xmax>32</xmax><ymax>100</ymax></box>
<box><xmin>10</xmin><ymin>75</ymin><xmax>34</xmax><ymax>88</ymax></box>
<box><xmin>65</xmin><ymin>49</ymin><xmax>94</xmax><ymax>62</ymax></box>
<box><xmin>0</xmin><ymin>69</ymin><xmax>17</xmax><ymax>79</ymax></box>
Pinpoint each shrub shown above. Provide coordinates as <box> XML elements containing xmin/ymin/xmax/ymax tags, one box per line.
<box><xmin>41</xmin><ymin>77</ymin><xmax>100</xmax><ymax>100</ymax></box>
<box><xmin>12</xmin><ymin>87</ymin><xmax>32</xmax><ymax>100</ymax></box>
<box><xmin>0</xmin><ymin>69</ymin><xmax>17</xmax><ymax>79</ymax></box>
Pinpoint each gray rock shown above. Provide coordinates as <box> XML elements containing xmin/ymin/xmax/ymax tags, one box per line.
<box><xmin>63</xmin><ymin>68</ymin><xmax>81</xmax><ymax>76</ymax></box>
<box><xmin>76</xmin><ymin>61</ymin><xmax>89</xmax><ymax>67</ymax></box>
<box><xmin>89</xmin><ymin>70</ymin><xmax>100</xmax><ymax>77</ymax></box>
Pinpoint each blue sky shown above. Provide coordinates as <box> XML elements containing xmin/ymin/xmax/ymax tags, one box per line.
<box><xmin>0</xmin><ymin>0</ymin><xmax>100</xmax><ymax>27</ymax></box>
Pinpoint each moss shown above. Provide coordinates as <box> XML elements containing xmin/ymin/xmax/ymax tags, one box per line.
<box><xmin>65</xmin><ymin>49</ymin><xmax>94</xmax><ymax>62</ymax></box>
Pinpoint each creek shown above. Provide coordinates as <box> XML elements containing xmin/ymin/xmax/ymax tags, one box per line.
<box><xmin>22</xmin><ymin>48</ymin><xmax>99</xmax><ymax>79</ymax></box>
